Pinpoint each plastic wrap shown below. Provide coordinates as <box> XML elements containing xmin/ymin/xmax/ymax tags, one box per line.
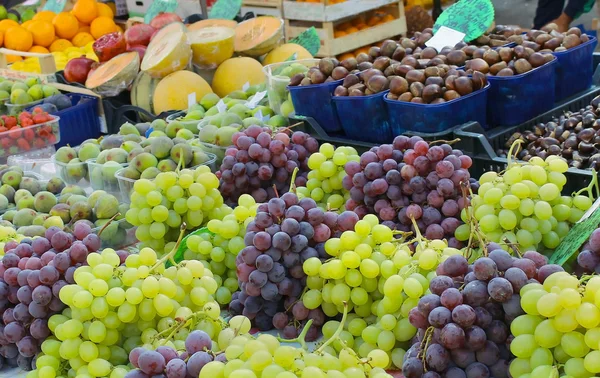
<box><xmin>263</xmin><ymin>59</ymin><xmax>319</xmax><ymax>116</ymax></box>
<box><xmin>87</xmin><ymin>158</ymin><xmax>129</xmax><ymax>193</ymax></box>
<box><xmin>0</xmin><ymin>116</ymin><xmax>61</xmax><ymax>159</ymax></box>
<box><xmin>85</xmin><ymin>51</ymin><xmax>140</xmax><ymax>97</ymax></box>
<box><xmin>51</xmin><ymin>153</ymin><xmax>90</xmax><ymax>187</ymax></box>
<box><xmin>141</xmin><ymin>22</ymin><xmax>192</xmax><ymax>78</ymax></box>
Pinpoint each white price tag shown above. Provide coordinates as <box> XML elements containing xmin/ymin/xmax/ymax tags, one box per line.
<box><xmin>425</xmin><ymin>26</ymin><xmax>466</xmax><ymax>53</ymax></box>
<box><xmin>187</xmin><ymin>92</ymin><xmax>197</xmax><ymax>109</ymax></box>
<box><xmin>246</xmin><ymin>91</ymin><xmax>267</xmax><ymax>109</ymax></box>
<box><xmin>255</xmin><ymin>110</ymin><xmax>271</xmax><ymax>122</ymax></box>
<box><xmin>216</xmin><ymin>99</ymin><xmax>227</xmax><ymax>113</ymax></box>
<box><xmin>242</xmin><ymin>82</ymin><xmax>250</xmax><ymax>92</ymax></box>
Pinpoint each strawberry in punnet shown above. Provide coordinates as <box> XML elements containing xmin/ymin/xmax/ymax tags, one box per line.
<box><xmin>23</xmin><ymin>127</ymin><xmax>34</xmax><ymax>140</ymax></box>
<box><xmin>1</xmin><ymin>137</ymin><xmax>12</xmax><ymax>149</ymax></box>
<box><xmin>21</xmin><ymin>118</ymin><xmax>34</xmax><ymax>127</ymax></box>
<box><xmin>8</xmin><ymin>127</ymin><xmax>21</xmax><ymax>140</ymax></box>
<box><xmin>4</xmin><ymin>116</ymin><xmax>17</xmax><ymax>129</ymax></box>
<box><xmin>33</xmin><ymin>113</ymin><xmax>49</xmax><ymax>124</ymax></box>
<box><xmin>33</xmin><ymin>138</ymin><xmax>46</xmax><ymax>149</ymax></box>
<box><xmin>0</xmin><ymin>126</ymin><xmax>6</xmax><ymax>133</ymax></box>
<box><xmin>17</xmin><ymin>138</ymin><xmax>30</xmax><ymax>151</ymax></box>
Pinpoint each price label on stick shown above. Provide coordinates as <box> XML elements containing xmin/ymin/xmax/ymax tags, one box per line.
<box><xmin>426</xmin><ymin>26</ymin><xmax>466</xmax><ymax>52</ymax></box>
<box><xmin>549</xmin><ymin>196</ymin><xmax>600</xmax><ymax>266</ymax></box>
<box><xmin>289</xmin><ymin>27</ymin><xmax>321</xmax><ymax>56</ymax></box>
<box><xmin>246</xmin><ymin>91</ymin><xmax>267</xmax><ymax>109</ymax></box>
<box><xmin>144</xmin><ymin>0</ymin><xmax>178</xmax><ymax>24</ymax></box>
<box><xmin>216</xmin><ymin>99</ymin><xmax>228</xmax><ymax>113</ymax></box>
<box><xmin>433</xmin><ymin>0</ymin><xmax>494</xmax><ymax>42</ymax></box>
<box><xmin>187</xmin><ymin>92</ymin><xmax>197</xmax><ymax>109</ymax></box>
<box><xmin>209</xmin><ymin>0</ymin><xmax>242</xmax><ymax>20</ymax></box>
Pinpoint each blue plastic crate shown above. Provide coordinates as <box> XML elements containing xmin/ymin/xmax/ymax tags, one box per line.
<box><xmin>288</xmin><ymin>79</ymin><xmax>343</xmax><ymax>133</ymax></box>
<box><xmin>28</xmin><ymin>93</ymin><xmax>101</xmax><ymax>148</ymax></box>
<box><xmin>552</xmin><ymin>36</ymin><xmax>598</xmax><ymax>101</ymax></box>
<box><xmin>486</xmin><ymin>57</ymin><xmax>557</xmax><ymax>127</ymax></box>
<box><xmin>333</xmin><ymin>90</ymin><xmax>392</xmax><ymax>144</ymax></box>
<box><xmin>384</xmin><ymin>83</ymin><xmax>489</xmax><ymax>134</ymax></box>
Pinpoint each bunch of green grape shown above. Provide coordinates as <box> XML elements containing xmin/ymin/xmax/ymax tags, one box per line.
<box><xmin>181</xmin><ymin>194</ymin><xmax>259</xmax><ymax>306</ymax></box>
<box><xmin>31</xmin><ymin>245</ymin><xmax>224</xmax><ymax>378</ymax></box>
<box><xmin>302</xmin><ymin>214</ymin><xmax>461</xmax><ymax>369</ymax></box>
<box><xmin>456</xmin><ymin>155</ymin><xmax>594</xmax><ymax>252</ymax></box>
<box><xmin>125</xmin><ymin>165</ymin><xmax>232</xmax><ymax>254</ymax></box>
<box><xmin>509</xmin><ymin>272</ymin><xmax>600</xmax><ymax>377</ymax></box>
<box><xmin>297</xmin><ymin>143</ymin><xmax>358</xmax><ymax>211</ymax></box>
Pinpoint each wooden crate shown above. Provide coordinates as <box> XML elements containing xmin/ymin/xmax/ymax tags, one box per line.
<box><xmin>0</xmin><ymin>48</ymin><xmax>57</xmax><ymax>84</ymax></box>
<box><xmin>283</xmin><ymin>0</ymin><xmax>397</xmax><ymax>22</ymax></box>
<box><xmin>242</xmin><ymin>0</ymin><xmax>284</xmax><ymax>17</ymax></box>
<box><xmin>285</xmin><ymin>1</ymin><xmax>406</xmax><ymax>57</ymax></box>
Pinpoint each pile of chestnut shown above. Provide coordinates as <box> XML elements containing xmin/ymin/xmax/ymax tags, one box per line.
<box><xmin>520</xmin><ymin>24</ymin><xmax>592</xmax><ymax>52</ymax></box>
<box><xmin>289</xmin><ymin>57</ymin><xmax>358</xmax><ymax>86</ymax></box>
<box><xmin>464</xmin><ymin>46</ymin><xmax>555</xmax><ymax>76</ymax></box>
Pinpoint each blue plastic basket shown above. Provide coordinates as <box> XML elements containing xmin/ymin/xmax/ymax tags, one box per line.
<box><xmin>28</xmin><ymin>93</ymin><xmax>101</xmax><ymax>148</ymax></box>
<box><xmin>486</xmin><ymin>57</ymin><xmax>556</xmax><ymax>127</ymax></box>
<box><xmin>552</xmin><ymin>36</ymin><xmax>598</xmax><ymax>101</ymax></box>
<box><xmin>333</xmin><ymin>90</ymin><xmax>392</xmax><ymax>144</ymax></box>
<box><xmin>288</xmin><ymin>79</ymin><xmax>343</xmax><ymax>133</ymax></box>
<box><xmin>384</xmin><ymin>83</ymin><xmax>489</xmax><ymax>134</ymax></box>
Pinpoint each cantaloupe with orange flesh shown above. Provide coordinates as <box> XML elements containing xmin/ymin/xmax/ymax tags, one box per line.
<box><xmin>263</xmin><ymin>43</ymin><xmax>313</xmax><ymax>66</ymax></box>
<box><xmin>141</xmin><ymin>22</ymin><xmax>191</xmax><ymax>78</ymax></box>
<box><xmin>188</xmin><ymin>27</ymin><xmax>235</xmax><ymax>69</ymax></box>
<box><xmin>188</xmin><ymin>19</ymin><xmax>237</xmax><ymax>31</ymax></box>
<box><xmin>153</xmin><ymin>70</ymin><xmax>213</xmax><ymax>114</ymax></box>
<box><xmin>86</xmin><ymin>51</ymin><xmax>140</xmax><ymax>96</ymax></box>
<box><xmin>212</xmin><ymin>57</ymin><xmax>265</xmax><ymax>97</ymax></box>
<box><xmin>234</xmin><ymin>16</ymin><xmax>284</xmax><ymax>57</ymax></box>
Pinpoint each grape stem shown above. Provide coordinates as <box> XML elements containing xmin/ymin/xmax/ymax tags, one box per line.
<box><xmin>502</xmin><ymin>237</ymin><xmax>522</xmax><ymax>258</ymax></box>
<box><xmin>316</xmin><ymin>302</ymin><xmax>348</xmax><ymax>354</ymax></box>
<box><xmin>428</xmin><ymin>137</ymin><xmax>460</xmax><ymax>146</ymax></box>
<box><xmin>278</xmin><ymin>319</ymin><xmax>313</xmax><ymax>349</ymax></box>
<box><xmin>574</xmin><ymin>168</ymin><xmax>599</xmax><ymax>200</ymax></box>
<box><xmin>417</xmin><ymin>326</ymin><xmax>435</xmax><ymax>371</ymax></box>
<box><xmin>150</xmin><ymin>223</ymin><xmax>187</xmax><ymax>272</ymax></box>
<box><xmin>506</xmin><ymin>139</ymin><xmax>523</xmax><ymax>168</ymax></box>
<box><xmin>289</xmin><ymin>167</ymin><xmax>299</xmax><ymax>194</ymax></box>
<box><xmin>97</xmin><ymin>212</ymin><xmax>121</xmax><ymax>237</ymax></box>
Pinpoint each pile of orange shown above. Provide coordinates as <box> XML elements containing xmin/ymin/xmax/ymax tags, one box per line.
<box><xmin>333</xmin><ymin>11</ymin><xmax>396</xmax><ymax>38</ymax></box>
<box><xmin>337</xmin><ymin>40</ymin><xmax>386</xmax><ymax>61</ymax></box>
<box><xmin>0</xmin><ymin>0</ymin><xmax>120</xmax><ymax>62</ymax></box>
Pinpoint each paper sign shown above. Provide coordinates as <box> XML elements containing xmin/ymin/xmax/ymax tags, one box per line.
<box><xmin>289</xmin><ymin>27</ymin><xmax>321</xmax><ymax>56</ymax></box>
<box><xmin>426</xmin><ymin>26</ymin><xmax>466</xmax><ymax>52</ymax></box>
<box><xmin>255</xmin><ymin>110</ymin><xmax>271</xmax><ymax>122</ymax></box>
<box><xmin>43</xmin><ymin>0</ymin><xmax>67</xmax><ymax>13</ymax></box>
<box><xmin>209</xmin><ymin>0</ymin><xmax>242</xmax><ymax>20</ymax></box>
<box><xmin>242</xmin><ymin>82</ymin><xmax>250</xmax><ymax>92</ymax></box>
<box><xmin>144</xmin><ymin>0</ymin><xmax>178</xmax><ymax>24</ymax></box>
<box><xmin>246</xmin><ymin>91</ymin><xmax>267</xmax><ymax>109</ymax></box>
<box><xmin>216</xmin><ymin>99</ymin><xmax>227</xmax><ymax>113</ymax></box>
<box><xmin>188</xmin><ymin>93</ymin><xmax>197</xmax><ymax>109</ymax></box>
<box><xmin>549</xmin><ymin>196</ymin><xmax>600</xmax><ymax>266</ymax></box>
<box><xmin>433</xmin><ymin>0</ymin><xmax>495</xmax><ymax>43</ymax></box>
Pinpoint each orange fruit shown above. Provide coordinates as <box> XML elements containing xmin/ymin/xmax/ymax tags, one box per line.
<box><xmin>115</xmin><ymin>25</ymin><xmax>123</xmax><ymax>33</ymax></box>
<box><xmin>27</xmin><ymin>20</ymin><xmax>55</xmax><ymax>47</ymax></box>
<box><xmin>72</xmin><ymin>32</ymin><xmax>94</xmax><ymax>47</ymax></box>
<box><xmin>6</xmin><ymin>55</ymin><xmax>22</xmax><ymax>63</ymax></box>
<box><xmin>33</xmin><ymin>11</ymin><xmax>56</xmax><ymax>22</ymax></box>
<box><xmin>0</xmin><ymin>19</ymin><xmax>19</xmax><ymax>33</ymax></box>
<box><xmin>53</xmin><ymin>12</ymin><xmax>79</xmax><ymax>40</ymax></box>
<box><xmin>50</xmin><ymin>38</ymin><xmax>73</xmax><ymax>52</ymax></box>
<box><xmin>21</xmin><ymin>20</ymin><xmax>33</xmax><ymax>29</ymax></box>
<box><xmin>79</xmin><ymin>25</ymin><xmax>91</xmax><ymax>34</ymax></box>
<box><xmin>5</xmin><ymin>27</ymin><xmax>33</xmax><ymax>52</ymax></box>
<box><xmin>333</xmin><ymin>30</ymin><xmax>347</xmax><ymax>38</ymax></box>
<box><xmin>338</xmin><ymin>52</ymin><xmax>354</xmax><ymax>61</ymax></box>
<box><xmin>346</xmin><ymin>27</ymin><xmax>359</xmax><ymax>33</ymax></box>
<box><xmin>90</xmin><ymin>16</ymin><xmax>116</xmax><ymax>39</ymax></box>
<box><xmin>382</xmin><ymin>14</ymin><xmax>394</xmax><ymax>22</ymax></box>
<box><xmin>0</xmin><ymin>31</ymin><xmax>3</xmax><ymax>47</ymax></box>
<box><xmin>72</xmin><ymin>0</ymin><xmax>98</xmax><ymax>24</ymax></box>
<box><xmin>96</xmin><ymin>2</ymin><xmax>114</xmax><ymax>18</ymax></box>
<box><xmin>29</xmin><ymin>46</ymin><xmax>50</xmax><ymax>54</ymax></box>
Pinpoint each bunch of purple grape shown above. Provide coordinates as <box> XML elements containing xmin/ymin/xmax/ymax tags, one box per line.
<box><xmin>127</xmin><ymin>330</ymin><xmax>221</xmax><ymax>378</ymax></box>
<box><xmin>343</xmin><ymin>135</ymin><xmax>479</xmax><ymax>246</ymax></box>
<box><xmin>216</xmin><ymin>126</ymin><xmax>317</xmax><ymax>206</ymax></box>
<box><xmin>402</xmin><ymin>247</ymin><xmax>564</xmax><ymax>378</ymax></box>
<box><xmin>0</xmin><ymin>222</ymin><xmax>110</xmax><ymax>370</ymax></box>
<box><xmin>573</xmin><ymin>228</ymin><xmax>600</xmax><ymax>274</ymax></box>
<box><xmin>229</xmin><ymin>193</ymin><xmax>358</xmax><ymax>333</ymax></box>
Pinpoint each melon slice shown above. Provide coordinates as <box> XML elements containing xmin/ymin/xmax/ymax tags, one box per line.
<box><xmin>188</xmin><ymin>19</ymin><xmax>238</xmax><ymax>31</ymax></box>
<box><xmin>188</xmin><ymin>27</ymin><xmax>235</xmax><ymax>69</ymax></box>
<box><xmin>141</xmin><ymin>22</ymin><xmax>192</xmax><ymax>79</ymax></box>
<box><xmin>86</xmin><ymin>51</ymin><xmax>140</xmax><ymax>97</ymax></box>
<box><xmin>153</xmin><ymin>70</ymin><xmax>213</xmax><ymax>114</ymax></box>
<box><xmin>130</xmin><ymin>71</ymin><xmax>161</xmax><ymax>114</ymax></box>
<box><xmin>234</xmin><ymin>17</ymin><xmax>284</xmax><ymax>57</ymax></box>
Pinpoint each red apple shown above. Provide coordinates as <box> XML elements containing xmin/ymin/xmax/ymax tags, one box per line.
<box><xmin>124</xmin><ymin>24</ymin><xmax>156</xmax><ymax>47</ymax></box>
<box><xmin>93</xmin><ymin>32</ymin><xmax>127</xmax><ymax>62</ymax></box>
<box><xmin>64</xmin><ymin>56</ymin><xmax>96</xmax><ymax>84</ymax></box>
<box><xmin>149</xmin><ymin>12</ymin><xmax>182</xmax><ymax>30</ymax></box>
<box><xmin>127</xmin><ymin>45</ymin><xmax>147</xmax><ymax>61</ymax></box>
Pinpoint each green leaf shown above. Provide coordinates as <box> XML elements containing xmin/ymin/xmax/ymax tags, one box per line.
<box><xmin>144</xmin><ymin>0</ymin><xmax>179</xmax><ymax>24</ymax></box>
<box><xmin>433</xmin><ymin>0</ymin><xmax>495</xmax><ymax>42</ymax></box>
<box><xmin>209</xmin><ymin>0</ymin><xmax>243</xmax><ymax>20</ymax></box>
<box><xmin>168</xmin><ymin>227</ymin><xmax>214</xmax><ymax>267</ymax></box>
<box><xmin>43</xmin><ymin>0</ymin><xmax>67</xmax><ymax>13</ymax></box>
<box><xmin>289</xmin><ymin>27</ymin><xmax>321</xmax><ymax>56</ymax></box>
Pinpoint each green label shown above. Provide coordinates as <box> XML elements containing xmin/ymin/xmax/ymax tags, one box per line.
<box><xmin>209</xmin><ymin>0</ymin><xmax>242</xmax><ymax>20</ymax></box>
<box><xmin>289</xmin><ymin>27</ymin><xmax>321</xmax><ymax>56</ymax></box>
<box><xmin>549</xmin><ymin>197</ymin><xmax>600</xmax><ymax>266</ymax></box>
<box><xmin>433</xmin><ymin>0</ymin><xmax>495</xmax><ymax>42</ymax></box>
<box><xmin>169</xmin><ymin>227</ymin><xmax>214</xmax><ymax>267</ymax></box>
<box><xmin>43</xmin><ymin>0</ymin><xmax>67</xmax><ymax>13</ymax></box>
<box><xmin>144</xmin><ymin>0</ymin><xmax>178</xmax><ymax>24</ymax></box>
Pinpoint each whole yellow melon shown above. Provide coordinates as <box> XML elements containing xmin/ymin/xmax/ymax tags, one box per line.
<box><xmin>263</xmin><ymin>43</ymin><xmax>313</xmax><ymax>66</ymax></box>
<box><xmin>153</xmin><ymin>70</ymin><xmax>213</xmax><ymax>114</ymax></box>
<box><xmin>212</xmin><ymin>57</ymin><xmax>265</xmax><ymax>97</ymax></box>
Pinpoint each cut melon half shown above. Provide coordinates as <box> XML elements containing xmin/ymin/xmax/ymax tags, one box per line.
<box><xmin>86</xmin><ymin>51</ymin><xmax>140</xmax><ymax>97</ymax></box>
<box><xmin>188</xmin><ymin>19</ymin><xmax>238</xmax><ymax>31</ymax></box>
<box><xmin>234</xmin><ymin>16</ymin><xmax>284</xmax><ymax>57</ymax></box>
<box><xmin>141</xmin><ymin>22</ymin><xmax>192</xmax><ymax>78</ymax></box>
<box><xmin>188</xmin><ymin>27</ymin><xmax>235</xmax><ymax>69</ymax></box>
